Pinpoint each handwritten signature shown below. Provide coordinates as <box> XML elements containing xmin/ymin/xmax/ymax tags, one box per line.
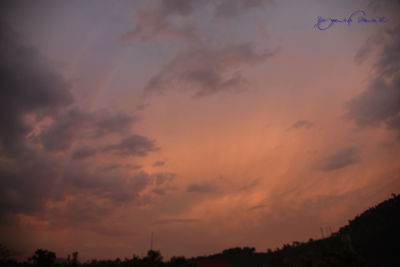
<box><xmin>314</xmin><ymin>10</ymin><xmax>388</xmax><ymax>31</ymax></box>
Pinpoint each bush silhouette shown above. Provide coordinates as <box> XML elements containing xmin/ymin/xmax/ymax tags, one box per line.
<box><xmin>28</xmin><ymin>249</ymin><xmax>56</xmax><ymax>267</ymax></box>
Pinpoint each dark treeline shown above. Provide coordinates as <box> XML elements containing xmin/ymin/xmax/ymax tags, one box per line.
<box><xmin>0</xmin><ymin>248</ymin><xmax>196</xmax><ymax>267</ymax></box>
<box><xmin>1</xmin><ymin>194</ymin><xmax>399</xmax><ymax>267</ymax></box>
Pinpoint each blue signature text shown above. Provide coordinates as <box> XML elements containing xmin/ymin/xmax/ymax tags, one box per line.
<box><xmin>314</xmin><ymin>10</ymin><xmax>388</xmax><ymax>31</ymax></box>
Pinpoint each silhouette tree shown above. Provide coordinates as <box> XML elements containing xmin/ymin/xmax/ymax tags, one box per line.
<box><xmin>67</xmin><ymin>251</ymin><xmax>79</xmax><ymax>267</ymax></box>
<box><xmin>143</xmin><ymin>250</ymin><xmax>163</xmax><ymax>266</ymax></box>
<box><xmin>28</xmin><ymin>249</ymin><xmax>56</xmax><ymax>267</ymax></box>
<box><xmin>0</xmin><ymin>244</ymin><xmax>11</xmax><ymax>263</ymax></box>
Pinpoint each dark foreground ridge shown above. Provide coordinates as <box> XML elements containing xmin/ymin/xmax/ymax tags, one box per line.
<box><xmin>1</xmin><ymin>194</ymin><xmax>399</xmax><ymax>267</ymax></box>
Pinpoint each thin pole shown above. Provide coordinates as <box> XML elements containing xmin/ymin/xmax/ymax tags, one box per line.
<box><xmin>150</xmin><ymin>231</ymin><xmax>154</xmax><ymax>251</ymax></box>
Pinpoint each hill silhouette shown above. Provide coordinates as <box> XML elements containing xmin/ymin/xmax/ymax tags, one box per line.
<box><xmin>1</xmin><ymin>194</ymin><xmax>399</xmax><ymax>267</ymax></box>
<box><xmin>195</xmin><ymin>193</ymin><xmax>400</xmax><ymax>267</ymax></box>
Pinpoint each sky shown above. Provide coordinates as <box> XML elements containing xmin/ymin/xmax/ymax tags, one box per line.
<box><xmin>0</xmin><ymin>0</ymin><xmax>399</xmax><ymax>262</ymax></box>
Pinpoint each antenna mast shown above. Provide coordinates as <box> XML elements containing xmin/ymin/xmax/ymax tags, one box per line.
<box><xmin>150</xmin><ymin>231</ymin><xmax>154</xmax><ymax>251</ymax></box>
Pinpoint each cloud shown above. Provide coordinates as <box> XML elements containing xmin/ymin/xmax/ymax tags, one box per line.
<box><xmin>47</xmin><ymin>195</ymin><xmax>117</xmax><ymax>225</ymax></box>
<box><xmin>248</xmin><ymin>204</ymin><xmax>267</xmax><ymax>211</ymax></box>
<box><xmin>100</xmin><ymin>164</ymin><xmax>123</xmax><ymax>172</ymax></box>
<box><xmin>122</xmin><ymin>0</ymin><xmax>277</xmax><ymax>98</ymax></box>
<box><xmin>103</xmin><ymin>134</ymin><xmax>159</xmax><ymax>157</ymax></box>
<box><xmin>71</xmin><ymin>133</ymin><xmax>159</xmax><ymax>160</ymax></box>
<box><xmin>154</xmin><ymin>218</ymin><xmax>200</xmax><ymax>225</ymax></box>
<box><xmin>121</xmin><ymin>0</ymin><xmax>272</xmax><ymax>43</ymax></box>
<box><xmin>60</xmin><ymin>170</ymin><xmax>175</xmax><ymax>207</ymax></box>
<box><xmin>0</xmin><ymin>152</ymin><xmax>59</xmax><ymax>220</ymax></box>
<box><xmin>88</xmin><ymin>109</ymin><xmax>137</xmax><ymax>138</ymax></box>
<box><xmin>0</xmin><ymin>21</ymin><xmax>163</xmax><ymax>229</ymax></box>
<box><xmin>0</xmin><ymin>156</ymin><xmax>177</xmax><ymax>226</ymax></box>
<box><xmin>345</xmin><ymin>76</ymin><xmax>400</xmax><ymax>127</ymax></box>
<box><xmin>187</xmin><ymin>183</ymin><xmax>215</xmax><ymax>193</ymax></box>
<box><xmin>387</xmin><ymin>114</ymin><xmax>400</xmax><ymax>133</ymax></box>
<box><xmin>291</xmin><ymin>120</ymin><xmax>314</xmax><ymax>129</ymax></box>
<box><xmin>347</xmin><ymin>7</ymin><xmax>400</xmax><ymax>136</ymax></box>
<box><xmin>0</xmin><ymin>22</ymin><xmax>73</xmax><ymax>156</ymax></box>
<box><xmin>374</xmin><ymin>26</ymin><xmax>400</xmax><ymax>77</ymax></box>
<box><xmin>69</xmin><ymin>171</ymin><xmax>152</xmax><ymax>203</ymax></box>
<box><xmin>145</xmin><ymin>43</ymin><xmax>276</xmax><ymax>97</ymax></box>
<box><xmin>322</xmin><ymin>146</ymin><xmax>360</xmax><ymax>171</ymax></box>
<box><xmin>71</xmin><ymin>146</ymin><xmax>99</xmax><ymax>159</ymax></box>
<box><xmin>213</xmin><ymin>0</ymin><xmax>270</xmax><ymax>19</ymax></box>
<box><xmin>353</xmin><ymin>30</ymin><xmax>385</xmax><ymax>64</ymax></box>
<box><xmin>39</xmin><ymin>108</ymin><xmax>137</xmax><ymax>152</ymax></box>
<box><xmin>121</xmin><ymin>0</ymin><xmax>198</xmax><ymax>43</ymax></box>
<box><xmin>153</xmin><ymin>160</ymin><xmax>165</xmax><ymax>167</ymax></box>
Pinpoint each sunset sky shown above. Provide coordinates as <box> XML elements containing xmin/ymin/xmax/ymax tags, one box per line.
<box><xmin>1</xmin><ymin>0</ymin><xmax>399</xmax><ymax>262</ymax></box>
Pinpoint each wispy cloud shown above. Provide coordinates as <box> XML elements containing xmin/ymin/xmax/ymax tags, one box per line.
<box><xmin>290</xmin><ymin>120</ymin><xmax>314</xmax><ymax>130</ymax></box>
<box><xmin>145</xmin><ymin>43</ymin><xmax>277</xmax><ymax>97</ymax></box>
<box><xmin>187</xmin><ymin>183</ymin><xmax>215</xmax><ymax>193</ymax></box>
<box><xmin>322</xmin><ymin>146</ymin><xmax>360</xmax><ymax>171</ymax></box>
<box><xmin>154</xmin><ymin>218</ymin><xmax>201</xmax><ymax>225</ymax></box>
<box><xmin>103</xmin><ymin>134</ymin><xmax>160</xmax><ymax>157</ymax></box>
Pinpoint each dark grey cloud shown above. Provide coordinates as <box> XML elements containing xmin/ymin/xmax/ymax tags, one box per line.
<box><xmin>322</xmin><ymin>146</ymin><xmax>360</xmax><ymax>171</ymax></box>
<box><xmin>39</xmin><ymin>108</ymin><xmax>84</xmax><ymax>152</ymax></box>
<box><xmin>103</xmin><ymin>134</ymin><xmax>159</xmax><ymax>157</ymax></box>
<box><xmin>187</xmin><ymin>183</ymin><xmax>214</xmax><ymax>193</ymax></box>
<box><xmin>0</xmin><ymin>20</ymin><xmax>162</xmax><ymax>229</ymax></box>
<box><xmin>153</xmin><ymin>160</ymin><xmax>165</xmax><ymax>167</ymax></box>
<box><xmin>291</xmin><ymin>120</ymin><xmax>314</xmax><ymax>129</ymax></box>
<box><xmin>355</xmin><ymin>1</ymin><xmax>400</xmax><ymax>64</ymax></box>
<box><xmin>6</xmin><ymin>168</ymin><xmax>178</xmax><ymax>228</ymax></box>
<box><xmin>0</xmin><ymin>151</ymin><xmax>63</xmax><ymax>226</ymax></box>
<box><xmin>151</xmin><ymin>173</ymin><xmax>176</xmax><ymax>195</ymax></box>
<box><xmin>39</xmin><ymin>108</ymin><xmax>137</xmax><ymax>152</ymax></box>
<box><xmin>0</xmin><ymin>159</ymin><xmax>151</xmax><ymax>224</ymax></box>
<box><xmin>71</xmin><ymin>146</ymin><xmax>99</xmax><ymax>160</ymax></box>
<box><xmin>87</xmin><ymin>109</ymin><xmax>137</xmax><ymax>138</ymax></box>
<box><xmin>0</xmin><ymin>22</ymin><xmax>73</xmax><ymax>156</ymax></box>
<box><xmin>353</xmin><ymin>31</ymin><xmax>385</xmax><ymax>64</ymax></box>
<box><xmin>128</xmin><ymin>164</ymin><xmax>144</xmax><ymax>170</ymax></box>
<box><xmin>0</xmin><ymin>21</ymin><xmax>72</xmax><ymax>223</ymax></box>
<box><xmin>387</xmin><ymin>114</ymin><xmax>400</xmax><ymax>132</ymax></box>
<box><xmin>62</xmin><ymin>170</ymin><xmax>175</xmax><ymax>206</ymax></box>
<box><xmin>47</xmin><ymin>195</ymin><xmax>116</xmax><ymax>226</ymax></box>
<box><xmin>248</xmin><ymin>204</ymin><xmax>267</xmax><ymax>211</ymax></box>
<box><xmin>346</xmin><ymin>76</ymin><xmax>400</xmax><ymax>127</ymax></box>
<box><xmin>70</xmin><ymin>132</ymin><xmax>158</xmax><ymax>160</ymax></box>
<box><xmin>145</xmin><ymin>43</ymin><xmax>276</xmax><ymax>97</ymax></box>
<box><xmin>374</xmin><ymin>26</ymin><xmax>400</xmax><ymax>77</ymax></box>
<box><xmin>97</xmin><ymin>163</ymin><xmax>144</xmax><ymax>173</ymax></box>
<box><xmin>154</xmin><ymin>172</ymin><xmax>175</xmax><ymax>185</ymax></box>
<box><xmin>347</xmin><ymin>2</ymin><xmax>400</xmax><ymax>136</ymax></box>
<box><xmin>100</xmin><ymin>163</ymin><xmax>123</xmax><ymax>172</ymax></box>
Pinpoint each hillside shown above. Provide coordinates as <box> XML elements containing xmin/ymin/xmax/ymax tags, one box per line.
<box><xmin>195</xmin><ymin>193</ymin><xmax>400</xmax><ymax>267</ymax></box>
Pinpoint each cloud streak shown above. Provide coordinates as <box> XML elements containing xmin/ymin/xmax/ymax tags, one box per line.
<box><xmin>122</xmin><ymin>0</ymin><xmax>272</xmax><ymax>43</ymax></box>
<box><xmin>154</xmin><ymin>218</ymin><xmax>201</xmax><ymax>225</ymax></box>
<box><xmin>291</xmin><ymin>120</ymin><xmax>314</xmax><ymax>130</ymax></box>
<box><xmin>322</xmin><ymin>146</ymin><xmax>360</xmax><ymax>171</ymax></box>
<box><xmin>145</xmin><ymin>43</ymin><xmax>276</xmax><ymax>97</ymax></box>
